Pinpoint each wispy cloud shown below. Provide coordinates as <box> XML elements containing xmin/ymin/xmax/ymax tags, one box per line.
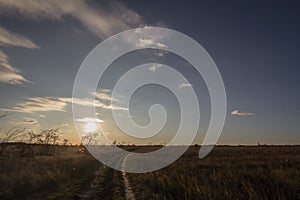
<box><xmin>0</xmin><ymin>26</ymin><xmax>39</xmax><ymax>84</ymax></box>
<box><xmin>154</xmin><ymin>50</ymin><xmax>168</xmax><ymax>57</ymax></box>
<box><xmin>0</xmin><ymin>0</ymin><xmax>143</xmax><ymax>39</ymax></box>
<box><xmin>63</xmin><ymin>97</ymin><xmax>127</xmax><ymax>111</ymax></box>
<box><xmin>135</xmin><ymin>38</ymin><xmax>168</xmax><ymax>48</ymax></box>
<box><xmin>231</xmin><ymin>109</ymin><xmax>254</xmax><ymax>116</ymax></box>
<box><xmin>148</xmin><ymin>64</ymin><xmax>162</xmax><ymax>72</ymax></box>
<box><xmin>0</xmin><ymin>0</ymin><xmax>144</xmax><ymax>84</ymax></box>
<box><xmin>0</xmin><ymin>26</ymin><xmax>39</xmax><ymax>49</ymax></box>
<box><xmin>13</xmin><ymin>97</ymin><xmax>67</xmax><ymax>112</ymax></box>
<box><xmin>77</xmin><ymin>118</ymin><xmax>103</xmax><ymax>123</ymax></box>
<box><xmin>3</xmin><ymin>96</ymin><xmax>127</xmax><ymax>113</ymax></box>
<box><xmin>93</xmin><ymin>89</ymin><xmax>120</xmax><ymax>102</ymax></box>
<box><xmin>11</xmin><ymin>117</ymin><xmax>38</xmax><ymax>125</ymax></box>
<box><xmin>178</xmin><ymin>82</ymin><xmax>192</xmax><ymax>89</ymax></box>
<box><xmin>121</xmin><ymin>26</ymin><xmax>169</xmax><ymax>49</ymax></box>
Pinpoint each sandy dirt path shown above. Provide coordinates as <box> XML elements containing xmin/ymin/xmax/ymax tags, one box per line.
<box><xmin>121</xmin><ymin>154</ymin><xmax>136</xmax><ymax>200</ymax></box>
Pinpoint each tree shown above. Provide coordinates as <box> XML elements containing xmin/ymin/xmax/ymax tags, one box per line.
<box><xmin>27</xmin><ymin>129</ymin><xmax>60</xmax><ymax>145</ymax></box>
<box><xmin>0</xmin><ymin>128</ymin><xmax>24</xmax><ymax>156</ymax></box>
<box><xmin>82</xmin><ymin>132</ymin><xmax>101</xmax><ymax>145</ymax></box>
<box><xmin>39</xmin><ymin>129</ymin><xmax>60</xmax><ymax>155</ymax></box>
<box><xmin>62</xmin><ymin>138</ymin><xmax>69</xmax><ymax>146</ymax></box>
<box><xmin>26</xmin><ymin>129</ymin><xmax>61</xmax><ymax>155</ymax></box>
<box><xmin>28</xmin><ymin>131</ymin><xmax>38</xmax><ymax>144</ymax></box>
<box><xmin>39</xmin><ymin>129</ymin><xmax>60</xmax><ymax>145</ymax></box>
<box><xmin>0</xmin><ymin>112</ymin><xmax>24</xmax><ymax>156</ymax></box>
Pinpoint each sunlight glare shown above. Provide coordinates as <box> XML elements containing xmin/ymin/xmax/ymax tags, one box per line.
<box><xmin>84</xmin><ymin>122</ymin><xmax>98</xmax><ymax>133</ymax></box>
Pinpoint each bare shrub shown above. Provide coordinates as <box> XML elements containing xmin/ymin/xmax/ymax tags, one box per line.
<box><xmin>0</xmin><ymin>128</ymin><xmax>25</xmax><ymax>156</ymax></box>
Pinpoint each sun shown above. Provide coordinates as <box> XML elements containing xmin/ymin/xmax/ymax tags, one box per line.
<box><xmin>84</xmin><ymin>122</ymin><xmax>98</xmax><ymax>133</ymax></box>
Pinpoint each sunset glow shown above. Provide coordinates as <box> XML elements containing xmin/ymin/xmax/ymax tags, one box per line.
<box><xmin>84</xmin><ymin>122</ymin><xmax>98</xmax><ymax>133</ymax></box>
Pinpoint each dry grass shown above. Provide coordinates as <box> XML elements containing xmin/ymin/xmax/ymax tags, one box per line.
<box><xmin>0</xmin><ymin>145</ymin><xmax>100</xmax><ymax>199</ymax></box>
<box><xmin>128</xmin><ymin>146</ymin><xmax>300</xmax><ymax>200</ymax></box>
<box><xmin>0</xmin><ymin>145</ymin><xmax>299</xmax><ymax>199</ymax></box>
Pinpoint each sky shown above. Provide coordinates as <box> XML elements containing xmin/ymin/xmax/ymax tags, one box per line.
<box><xmin>0</xmin><ymin>0</ymin><xmax>299</xmax><ymax>145</ymax></box>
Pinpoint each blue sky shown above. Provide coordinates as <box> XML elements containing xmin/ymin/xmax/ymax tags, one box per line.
<box><xmin>0</xmin><ymin>0</ymin><xmax>299</xmax><ymax>144</ymax></box>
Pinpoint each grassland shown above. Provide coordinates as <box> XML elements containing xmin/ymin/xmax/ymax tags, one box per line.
<box><xmin>0</xmin><ymin>145</ymin><xmax>98</xmax><ymax>199</ymax></box>
<box><xmin>128</xmin><ymin>146</ymin><xmax>300</xmax><ymax>200</ymax></box>
<box><xmin>0</xmin><ymin>144</ymin><xmax>299</xmax><ymax>199</ymax></box>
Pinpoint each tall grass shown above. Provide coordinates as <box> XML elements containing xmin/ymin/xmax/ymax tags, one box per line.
<box><xmin>0</xmin><ymin>145</ymin><xmax>100</xmax><ymax>199</ymax></box>
<box><xmin>128</xmin><ymin>146</ymin><xmax>300</xmax><ymax>200</ymax></box>
<box><xmin>88</xmin><ymin>166</ymin><xmax>125</xmax><ymax>200</ymax></box>
<box><xmin>0</xmin><ymin>145</ymin><xmax>299</xmax><ymax>199</ymax></box>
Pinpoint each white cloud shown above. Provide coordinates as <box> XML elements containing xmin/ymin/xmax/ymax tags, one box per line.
<box><xmin>93</xmin><ymin>89</ymin><xmax>120</xmax><ymax>102</ymax></box>
<box><xmin>231</xmin><ymin>110</ymin><xmax>254</xmax><ymax>116</ymax></box>
<box><xmin>178</xmin><ymin>82</ymin><xmax>192</xmax><ymax>88</ymax></box>
<box><xmin>77</xmin><ymin>118</ymin><xmax>103</xmax><ymax>123</ymax></box>
<box><xmin>0</xmin><ymin>26</ymin><xmax>39</xmax><ymax>84</ymax></box>
<box><xmin>0</xmin><ymin>67</ymin><xmax>30</xmax><ymax>84</ymax></box>
<box><xmin>148</xmin><ymin>64</ymin><xmax>162</xmax><ymax>72</ymax></box>
<box><xmin>94</xmin><ymin>92</ymin><xmax>114</xmax><ymax>101</ymax></box>
<box><xmin>4</xmin><ymin>96</ymin><xmax>127</xmax><ymax>113</ymax></box>
<box><xmin>13</xmin><ymin>97</ymin><xmax>67</xmax><ymax>112</ymax></box>
<box><xmin>154</xmin><ymin>50</ymin><xmax>168</xmax><ymax>57</ymax></box>
<box><xmin>62</xmin><ymin>97</ymin><xmax>127</xmax><ymax>111</ymax></box>
<box><xmin>0</xmin><ymin>26</ymin><xmax>39</xmax><ymax>49</ymax></box>
<box><xmin>121</xmin><ymin>26</ymin><xmax>169</xmax><ymax>50</ymax></box>
<box><xmin>0</xmin><ymin>0</ymin><xmax>143</xmax><ymax>39</ymax></box>
<box><xmin>136</xmin><ymin>38</ymin><xmax>168</xmax><ymax>48</ymax></box>
<box><xmin>0</xmin><ymin>0</ymin><xmax>144</xmax><ymax>84</ymax></box>
<box><xmin>11</xmin><ymin>117</ymin><xmax>38</xmax><ymax>125</ymax></box>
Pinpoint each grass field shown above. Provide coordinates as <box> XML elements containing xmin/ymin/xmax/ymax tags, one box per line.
<box><xmin>128</xmin><ymin>146</ymin><xmax>300</xmax><ymax>200</ymax></box>
<box><xmin>0</xmin><ymin>145</ymin><xmax>99</xmax><ymax>199</ymax></box>
<box><xmin>0</xmin><ymin>144</ymin><xmax>299</xmax><ymax>199</ymax></box>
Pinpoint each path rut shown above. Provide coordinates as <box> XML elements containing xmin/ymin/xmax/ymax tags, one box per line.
<box><xmin>121</xmin><ymin>154</ymin><xmax>136</xmax><ymax>200</ymax></box>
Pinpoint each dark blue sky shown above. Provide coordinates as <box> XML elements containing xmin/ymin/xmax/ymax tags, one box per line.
<box><xmin>0</xmin><ymin>0</ymin><xmax>299</xmax><ymax>144</ymax></box>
